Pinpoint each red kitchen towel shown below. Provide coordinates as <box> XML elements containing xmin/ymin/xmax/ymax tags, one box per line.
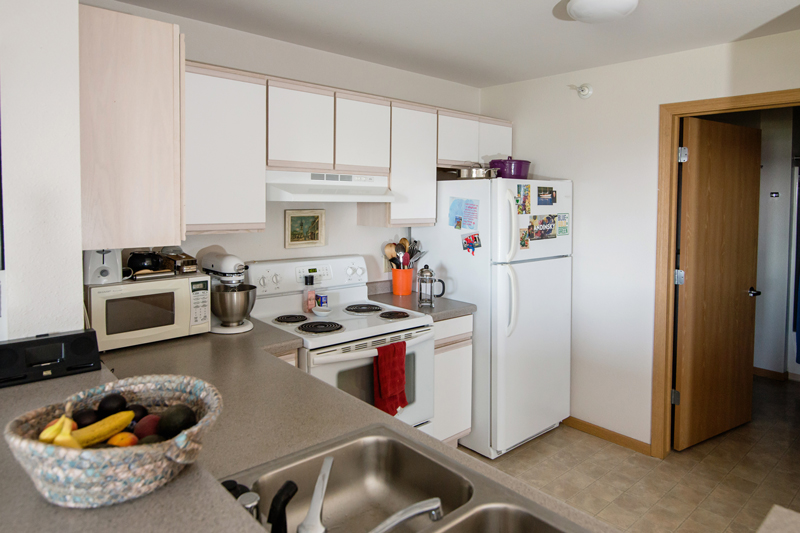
<box><xmin>373</xmin><ymin>342</ymin><xmax>408</xmax><ymax>416</ymax></box>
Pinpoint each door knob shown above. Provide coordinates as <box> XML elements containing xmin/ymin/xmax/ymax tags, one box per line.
<box><xmin>748</xmin><ymin>287</ymin><xmax>762</xmax><ymax>297</ymax></box>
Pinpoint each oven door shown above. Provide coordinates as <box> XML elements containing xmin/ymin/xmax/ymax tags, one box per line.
<box><xmin>304</xmin><ymin>326</ymin><xmax>435</xmax><ymax>427</ymax></box>
<box><xmin>89</xmin><ymin>279</ymin><xmax>191</xmax><ymax>351</ymax></box>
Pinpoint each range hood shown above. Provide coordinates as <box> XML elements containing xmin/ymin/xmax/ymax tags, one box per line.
<box><xmin>266</xmin><ymin>170</ymin><xmax>394</xmax><ymax>203</ymax></box>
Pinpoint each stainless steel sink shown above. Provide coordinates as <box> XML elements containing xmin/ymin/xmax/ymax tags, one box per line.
<box><xmin>224</xmin><ymin>425</ymin><xmax>591</xmax><ymax>533</ymax></box>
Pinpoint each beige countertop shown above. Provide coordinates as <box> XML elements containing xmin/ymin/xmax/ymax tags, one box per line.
<box><xmin>369</xmin><ymin>292</ymin><xmax>477</xmax><ymax>322</ymax></box>
<box><xmin>0</xmin><ymin>366</ymin><xmax>263</xmax><ymax>533</ymax></box>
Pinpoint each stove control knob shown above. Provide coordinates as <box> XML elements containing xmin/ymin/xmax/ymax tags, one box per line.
<box><xmin>258</xmin><ymin>276</ymin><xmax>268</xmax><ymax>287</ymax></box>
<box><xmin>272</xmin><ymin>274</ymin><xmax>282</xmax><ymax>284</ymax></box>
<box><xmin>356</xmin><ymin>267</ymin><xmax>365</xmax><ymax>277</ymax></box>
<box><xmin>346</xmin><ymin>267</ymin><xmax>355</xmax><ymax>276</ymax></box>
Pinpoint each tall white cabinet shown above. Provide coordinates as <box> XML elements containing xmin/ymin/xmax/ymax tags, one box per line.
<box><xmin>184</xmin><ymin>64</ymin><xmax>267</xmax><ymax>234</ymax></box>
<box><xmin>268</xmin><ymin>81</ymin><xmax>334</xmax><ymax>169</ymax></box>
<box><xmin>479</xmin><ymin>119</ymin><xmax>513</xmax><ymax>165</ymax></box>
<box><xmin>438</xmin><ymin>111</ymin><xmax>480</xmax><ymax>166</ymax></box>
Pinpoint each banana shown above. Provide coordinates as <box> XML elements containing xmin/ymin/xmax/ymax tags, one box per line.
<box><xmin>72</xmin><ymin>410</ymin><xmax>134</xmax><ymax>448</ymax></box>
<box><xmin>39</xmin><ymin>416</ymin><xmax>65</xmax><ymax>443</ymax></box>
<box><xmin>53</xmin><ymin>417</ymin><xmax>82</xmax><ymax>449</ymax></box>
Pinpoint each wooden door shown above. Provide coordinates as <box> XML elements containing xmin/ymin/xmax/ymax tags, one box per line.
<box><xmin>673</xmin><ymin>117</ymin><xmax>761</xmax><ymax>451</ymax></box>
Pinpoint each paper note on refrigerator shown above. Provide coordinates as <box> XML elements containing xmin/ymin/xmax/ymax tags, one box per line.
<box><xmin>448</xmin><ymin>197</ymin><xmax>479</xmax><ymax>229</ymax></box>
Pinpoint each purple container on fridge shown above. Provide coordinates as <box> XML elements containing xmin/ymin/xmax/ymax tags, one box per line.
<box><xmin>490</xmin><ymin>157</ymin><xmax>531</xmax><ymax>179</ymax></box>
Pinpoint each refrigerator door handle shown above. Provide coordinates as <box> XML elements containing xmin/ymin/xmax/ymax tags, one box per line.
<box><xmin>507</xmin><ymin>264</ymin><xmax>519</xmax><ymax>337</ymax></box>
<box><xmin>506</xmin><ymin>189</ymin><xmax>518</xmax><ymax>263</ymax></box>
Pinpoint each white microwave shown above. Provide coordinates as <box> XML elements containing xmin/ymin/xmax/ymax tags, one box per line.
<box><xmin>86</xmin><ymin>273</ymin><xmax>210</xmax><ymax>351</ymax></box>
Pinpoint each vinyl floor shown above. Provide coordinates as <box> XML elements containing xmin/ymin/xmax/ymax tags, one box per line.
<box><xmin>458</xmin><ymin>376</ymin><xmax>800</xmax><ymax>532</ymax></box>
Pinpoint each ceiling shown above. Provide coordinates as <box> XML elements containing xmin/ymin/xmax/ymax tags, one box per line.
<box><xmin>117</xmin><ymin>0</ymin><xmax>800</xmax><ymax>87</ymax></box>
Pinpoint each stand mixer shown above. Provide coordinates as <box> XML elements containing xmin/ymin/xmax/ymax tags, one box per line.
<box><xmin>201</xmin><ymin>252</ymin><xmax>257</xmax><ymax>334</ymax></box>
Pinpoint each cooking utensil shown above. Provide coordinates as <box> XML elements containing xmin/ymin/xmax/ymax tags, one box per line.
<box><xmin>127</xmin><ymin>251</ymin><xmax>163</xmax><ymax>273</ymax></box>
<box><xmin>210</xmin><ymin>284</ymin><xmax>257</xmax><ymax>327</ymax></box>
<box><xmin>409</xmin><ymin>250</ymin><xmax>427</xmax><ymax>266</ymax></box>
<box><xmin>490</xmin><ymin>157</ymin><xmax>531</xmax><ymax>179</ymax></box>
<box><xmin>389</xmin><ymin>257</ymin><xmax>401</xmax><ymax>269</ymax></box>
<box><xmin>417</xmin><ymin>264</ymin><xmax>446</xmax><ymax>308</ymax></box>
<box><xmin>459</xmin><ymin>167</ymin><xmax>498</xmax><ymax>179</ymax></box>
<box><xmin>395</xmin><ymin>243</ymin><xmax>406</xmax><ymax>269</ymax></box>
<box><xmin>399</xmin><ymin>238</ymin><xmax>410</xmax><ymax>253</ymax></box>
<box><xmin>402</xmin><ymin>253</ymin><xmax>410</xmax><ymax>268</ymax></box>
<box><xmin>384</xmin><ymin>243</ymin><xmax>397</xmax><ymax>260</ymax></box>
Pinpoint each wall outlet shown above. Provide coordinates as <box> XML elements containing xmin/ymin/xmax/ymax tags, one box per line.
<box><xmin>383</xmin><ymin>257</ymin><xmax>391</xmax><ymax>273</ymax></box>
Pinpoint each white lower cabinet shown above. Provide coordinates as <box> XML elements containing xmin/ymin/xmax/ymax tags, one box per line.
<box><xmin>419</xmin><ymin>316</ymin><xmax>473</xmax><ymax>445</ymax></box>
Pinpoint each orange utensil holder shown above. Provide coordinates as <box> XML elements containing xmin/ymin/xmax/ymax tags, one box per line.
<box><xmin>392</xmin><ymin>269</ymin><xmax>413</xmax><ymax>296</ymax></box>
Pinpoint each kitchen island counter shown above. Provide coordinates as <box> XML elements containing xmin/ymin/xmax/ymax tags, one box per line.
<box><xmin>0</xmin><ymin>367</ymin><xmax>263</xmax><ymax>533</ymax></box>
<box><xmin>103</xmin><ymin>337</ymin><xmax>616</xmax><ymax>533</ymax></box>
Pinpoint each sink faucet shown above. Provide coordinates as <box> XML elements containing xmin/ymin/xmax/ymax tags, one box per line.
<box><xmin>297</xmin><ymin>456</ymin><xmax>334</xmax><ymax>533</ymax></box>
<box><xmin>368</xmin><ymin>498</ymin><xmax>444</xmax><ymax>533</ymax></box>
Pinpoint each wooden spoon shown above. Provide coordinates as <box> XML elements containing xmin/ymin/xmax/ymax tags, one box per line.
<box><xmin>384</xmin><ymin>242</ymin><xmax>397</xmax><ymax>260</ymax></box>
<box><xmin>399</xmin><ymin>238</ymin><xmax>410</xmax><ymax>254</ymax></box>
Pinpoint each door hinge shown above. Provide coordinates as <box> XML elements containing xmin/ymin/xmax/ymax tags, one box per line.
<box><xmin>674</xmin><ymin>269</ymin><xmax>685</xmax><ymax>285</ymax></box>
<box><xmin>678</xmin><ymin>147</ymin><xmax>688</xmax><ymax>163</ymax></box>
<box><xmin>671</xmin><ymin>390</ymin><xmax>681</xmax><ymax>405</ymax></box>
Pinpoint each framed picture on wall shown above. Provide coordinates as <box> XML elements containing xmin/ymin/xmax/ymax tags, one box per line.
<box><xmin>285</xmin><ymin>209</ymin><xmax>325</xmax><ymax>248</ymax></box>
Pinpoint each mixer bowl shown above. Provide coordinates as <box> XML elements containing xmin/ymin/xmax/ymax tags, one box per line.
<box><xmin>210</xmin><ymin>284</ymin><xmax>257</xmax><ymax>327</ymax></box>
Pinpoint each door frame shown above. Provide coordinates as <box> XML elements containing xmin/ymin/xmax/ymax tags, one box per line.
<box><xmin>650</xmin><ymin>88</ymin><xmax>800</xmax><ymax>459</ymax></box>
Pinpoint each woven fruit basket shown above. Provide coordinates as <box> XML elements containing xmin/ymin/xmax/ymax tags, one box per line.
<box><xmin>3</xmin><ymin>375</ymin><xmax>222</xmax><ymax>508</ymax></box>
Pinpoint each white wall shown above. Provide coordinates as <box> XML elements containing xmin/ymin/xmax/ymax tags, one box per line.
<box><xmin>480</xmin><ymin>29</ymin><xmax>800</xmax><ymax>443</ymax></box>
<box><xmin>0</xmin><ymin>0</ymin><xmax>85</xmax><ymax>339</ymax></box>
<box><xmin>84</xmin><ymin>0</ymin><xmax>481</xmax><ymax>281</ymax></box>
<box><xmin>753</xmin><ymin>109</ymin><xmax>794</xmax><ymax>374</ymax></box>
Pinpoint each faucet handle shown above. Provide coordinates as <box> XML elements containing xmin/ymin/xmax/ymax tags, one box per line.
<box><xmin>368</xmin><ymin>497</ymin><xmax>444</xmax><ymax>533</ymax></box>
<box><xmin>297</xmin><ymin>456</ymin><xmax>334</xmax><ymax>533</ymax></box>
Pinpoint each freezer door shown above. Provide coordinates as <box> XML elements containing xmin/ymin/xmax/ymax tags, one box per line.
<box><xmin>492</xmin><ymin>179</ymin><xmax>572</xmax><ymax>263</ymax></box>
<box><xmin>492</xmin><ymin>257</ymin><xmax>571</xmax><ymax>453</ymax></box>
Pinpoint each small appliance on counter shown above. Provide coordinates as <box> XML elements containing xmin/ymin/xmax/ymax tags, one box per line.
<box><xmin>201</xmin><ymin>252</ymin><xmax>256</xmax><ymax>335</ymax></box>
<box><xmin>159</xmin><ymin>246</ymin><xmax>198</xmax><ymax>274</ymax></box>
<box><xmin>417</xmin><ymin>265</ymin><xmax>446</xmax><ymax>307</ymax></box>
<box><xmin>0</xmin><ymin>329</ymin><xmax>101</xmax><ymax>388</ymax></box>
<box><xmin>83</xmin><ymin>249</ymin><xmax>130</xmax><ymax>285</ymax></box>
<box><xmin>85</xmin><ymin>273</ymin><xmax>210</xmax><ymax>351</ymax></box>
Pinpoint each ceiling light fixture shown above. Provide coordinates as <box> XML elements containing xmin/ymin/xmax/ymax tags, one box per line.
<box><xmin>566</xmin><ymin>0</ymin><xmax>638</xmax><ymax>23</ymax></box>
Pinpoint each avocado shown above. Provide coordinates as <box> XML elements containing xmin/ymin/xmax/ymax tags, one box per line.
<box><xmin>73</xmin><ymin>408</ymin><xmax>99</xmax><ymax>429</ymax></box>
<box><xmin>157</xmin><ymin>404</ymin><xmax>197</xmax><ymax>439</ymax></box>
<box><xmin>97</xmin><ymin>393</ymin><xmax>127</xmax><ymax>419</ymax></box>
<box><xmin>129</xmin><ymin>404</ymin><xmax>149</xmax><ymax>423</ymax></box>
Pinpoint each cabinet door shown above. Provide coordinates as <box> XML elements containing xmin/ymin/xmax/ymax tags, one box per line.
<box><xmin>268</xmin><ymin>81</ymin><xmax>334</xmax><ymax>169</ymax></box>
<box><xmin>184</xmin><ymin>68</ymin><xmax>267</xmax><ymax>232</ymax></box>
<box><xmin>335</xmin><ymin>95</ymin><xmax>390</xmax><ymax>173</ymax></box>
<box><xmin>438</xmin><ymin>112</ymin><xmax>480</xmax><ymax>166</ymax></box>
<box><xmin>479</xmin><ymin>120</ymin><xmax>512</xmax><ymax>166</ymax></box>
<box><xmin>80</xmin><ymin>5</ymin><xmax>182</xmax><ymax>249</ymax></box>
<box><xmin>390</xmin><ymin>105</ymin><xmax>438</xmax><ymax>225</ymax></box>
<box><xmin>420</xmin><ymin>341</ymin><xmax>473</xmax><ymax>442</ymax></box>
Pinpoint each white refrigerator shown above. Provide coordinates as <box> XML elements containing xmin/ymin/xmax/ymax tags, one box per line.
<box><xmin>412</xmin><ymin>178</ymin><xmax>572</xmax><ymax>459</ymax></box>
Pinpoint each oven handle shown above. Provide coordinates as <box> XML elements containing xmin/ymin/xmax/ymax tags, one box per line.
<box><xmin>311</xmin><ymin>331</ymin><xmax>434</xmax><ymax>367</ymax></box>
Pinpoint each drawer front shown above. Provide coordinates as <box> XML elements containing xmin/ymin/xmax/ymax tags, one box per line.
<box><xmin>434</xmin><ymin>315</ymin><xmax>473</xmax><ymax>344</ymax></box>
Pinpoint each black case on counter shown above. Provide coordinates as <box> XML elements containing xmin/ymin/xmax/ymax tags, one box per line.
<box><xmin>0</xmin><ymin>329</ymin><xmax>101</xmax><ymax>389</ymax></box>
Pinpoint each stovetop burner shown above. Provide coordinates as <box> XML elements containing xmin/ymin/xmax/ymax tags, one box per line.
<box><xmin>297</xmin><ymin>322</ymin><xmax>344</xmax><ymax>335</ymax></box>
<box><xmin>380</xmin><ymin>311</ymin><xmax>410</xmax><ymax>320</ymax></box>
<box><xmin>344</xmin><ymin>304</ymin><xmax>383</xmax><ymax>315</ymax></box>
<box><xmin>274</xmin><ymin>315</ymin><xmax>308</xmax><ymax>324</ymax></box>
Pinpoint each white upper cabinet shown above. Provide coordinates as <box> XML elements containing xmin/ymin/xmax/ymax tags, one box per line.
<box><xmin>479</xmin><ymin>120</ymin><xmax>513</xmax><ymax>166</ymax></box>
<box><xmin>184</xmin><ymin>66</ymin><xmax>267</xmax><ymax>233</ymax></box>
<box><xmin>389</xmin><ymin>104</ymin><xmax>438</xmax><ymax>225</ymax></box>
<box><xmin>438</xmin><ymin>111</ymin><xmax>480</xmax><ymax>166</ymax></box>
<box><xmin>268</xmin><ymin>81</ymin><xmax>334</xmax><ymax>169</ymax></box>
<box><xmin>335</xmin><ymin>94</ymin><xmax>391</xmax><ymax>173</ymax></box>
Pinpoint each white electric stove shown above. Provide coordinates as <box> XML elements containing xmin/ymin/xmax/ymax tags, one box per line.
<box><xmin>246</xmin><ymin>256</ymin><xmax>435</xmax><ymax>427</ymax></box>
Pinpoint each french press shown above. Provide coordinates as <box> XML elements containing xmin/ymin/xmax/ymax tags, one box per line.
<box><xmin>417</xmin><ymin>264</ymin><xmax>446</xmax><ymax>308</ymax></box>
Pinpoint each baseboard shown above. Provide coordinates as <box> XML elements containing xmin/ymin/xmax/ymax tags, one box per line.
<box><xmin>562</xmin><ymin>416</ymin><xmax>652</xmax><ymax>456</ymax></box>
<box><xmin>789</xmin><ymin>373</ymin><xmax>800</xmax><ymax>383</ymax></box>
<box><xmin>753</xmin><ymin>366</ymin><xmax>788</xmax><ymax>381</ymax></box>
